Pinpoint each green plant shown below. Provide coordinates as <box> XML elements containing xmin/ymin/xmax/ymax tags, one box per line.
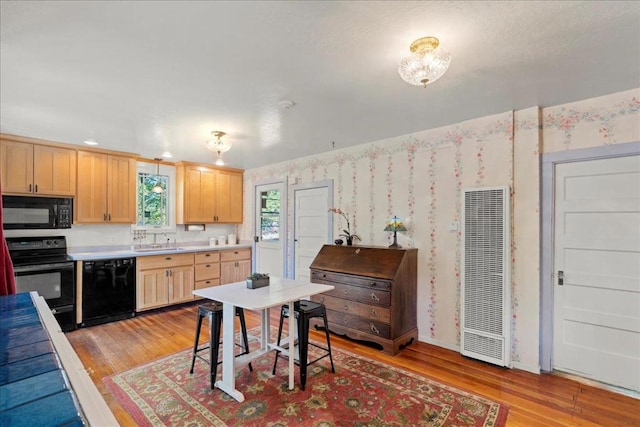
<box><xmin>329</xmin><ymin>207</ymin><xmax>361</xmax><ymax>241</ymax></box>
<box><xmin>247</xmin><ymin>272</ymin><xmax>270</xmax><ymax>280</ymax></box>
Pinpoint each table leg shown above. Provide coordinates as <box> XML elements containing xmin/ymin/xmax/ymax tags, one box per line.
<box><xmin>261</xmin><ymin>308</ymin><xmax>269</xmax><ymax>352</ymax></box>
<box><xmin>288</xmin><ymin>300</ymin><xmax>295</xmax><ymax>390</ymax></box>
<box><xmin>214</xmin><ymin>302</ymin><xmax>245</xmax><ymax>402</ymax></box>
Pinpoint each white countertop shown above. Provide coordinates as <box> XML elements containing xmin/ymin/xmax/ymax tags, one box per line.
<box><xmin>68</xmin><ymin>242</ymin><xmax>252</xmax><ymax>261</ymax></box>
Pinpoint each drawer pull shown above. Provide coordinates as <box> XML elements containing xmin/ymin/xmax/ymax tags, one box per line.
<box><xmin>370</xmin><ymin>324</ymin><xmax>380</xmax><ymax>335</ymax></box>
<box><xmin>319</xmin><ymin>296</ymin><xmax>325</xmax><ymax>303</ymax></box>
<box><xmin>371</xmin><ymin>282</ymin><xmax>377</xmax><ymax>287</ymax></box>
<box><xmin>205</xmin><ymin>254</ymin><xmax>210</xmax><ymax>257</ymax></box>
<box><xmin>370</xmin><ymin>293</ymin><xmax>379</xmax><ymax>302</ymax></box>
<box><xmin>343</xmin><ymin>319</ymin><xmax>348</xmax><ymax>325</ymax></box>
<box><xmin>205</xmin><ymin>281</ymin><xmax>211</xmax><ymax>284</ymax></box>
<box><xmin>206</xmin><ymin>264</ymin><xmax>211</xmax><ymax>267</ymax></box>
<box><xmin>343</xmin><ymin>290</ymin><xmax>350</xmax><ymax>296</ymax></box>
<box><xmin>343</xmin><ymin>305</ymin><xmax>349</xmax><ymax>311</ymax></box>
<box><xmin>370</xmin><ymin>308</ymin><xmax>378</xmax><ymax>318</ymax></box>
<box><xmin>165</xmin><ymin>257</ymin><xmax>172</xmax><ymax>261</ymax></box>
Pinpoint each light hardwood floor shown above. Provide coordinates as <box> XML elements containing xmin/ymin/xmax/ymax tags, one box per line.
<box><xmin>66</xmin><ymin>303</ymin><xmax>640</xmax><ymax>426</ymax></box>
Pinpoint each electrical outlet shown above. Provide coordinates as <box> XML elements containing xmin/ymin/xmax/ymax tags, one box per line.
<box><xmin>107</xmin><ymin>236</ymin><xmax>116</xmax><ymax>244</ymax></box>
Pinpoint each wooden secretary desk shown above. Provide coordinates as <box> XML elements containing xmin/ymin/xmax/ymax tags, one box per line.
<box><xmin>309</xmin><ymin>244</ymin><xmax>418</xmax><ymax>355</ymax></box>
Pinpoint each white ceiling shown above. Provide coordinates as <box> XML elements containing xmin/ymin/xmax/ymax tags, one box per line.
<box><xmin>1</xmin><ymin>1</ymin><xmax>639</xmax><ymax>169</ymax></box>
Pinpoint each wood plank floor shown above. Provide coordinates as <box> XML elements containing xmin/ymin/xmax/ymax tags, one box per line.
<box><xmin>66</xmin><ymin>303</ymin><xmax>640</xmax><ymax>426</ymax></box>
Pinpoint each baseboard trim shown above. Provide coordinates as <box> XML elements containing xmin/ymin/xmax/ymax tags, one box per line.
<box><xmin>512</xmin><ymin>361</ymin><xmax>540</xmax><ymax>374</ymax></box>
<box><xmin>419</xmin><ymin>335</ymin><xmax>460</xmax><ymax>352</ymax></box>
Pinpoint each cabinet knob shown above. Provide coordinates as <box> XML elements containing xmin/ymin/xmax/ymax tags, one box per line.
<box><xmin>343</xmin><ymin>305</ymin><xmax>349</xmax><ymax>311</ymax></box>
<box><xmin>370</xmin><ymin>293</ymin><xmax>379</xmax><ymax>302</ymax></box>
<box><xmin>370</xmin><ymin>324</ymin><xmax>380</xmax><ymax>335</ymax></box>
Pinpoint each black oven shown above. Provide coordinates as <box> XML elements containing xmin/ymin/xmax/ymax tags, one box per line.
<box><xmin>7</xmin><ymin>236</ymin><xmax>76</xmax><ymax>331</ymax></box>
<box><xmin>2</xmin><ymin>195</ymin><xmax>72</xmax><ymax>229</ymax></box>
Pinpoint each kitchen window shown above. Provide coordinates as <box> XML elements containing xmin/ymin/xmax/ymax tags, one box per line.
<box><xmin>135</xmin><ymin>161</ymin><xmax>175</xmax><ymax>230</ymax></box>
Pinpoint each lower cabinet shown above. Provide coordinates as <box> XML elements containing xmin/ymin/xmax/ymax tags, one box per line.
<box><xmin>136</xmin><ymin>253</ymin><xmax>195</xmax><ymax>311</ymax></box>
<box><xmin>194</xmin><ymin>251</ymin><xmax>221</xmax><ymax>292</ymax></box>
<box><xmin>220</xmin><ymin>248</ymin><xmax>251</xmax><ymax>284</ymax></box>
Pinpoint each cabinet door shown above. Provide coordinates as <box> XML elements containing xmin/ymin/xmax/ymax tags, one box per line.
<box><xmin>184</xmin><ymin>166</ymin><xmax>215</xmax><ymax>223</ymax></box>
<box><xmin>220</xmin><ymin>259</ymin><xmax>252</xmax><ymax>284</ymax></box>
<box><xmin>168</xmin><ymin>265</ymin><xmax>194</xmax><ymax>304</ymax></box>
<box><xmin>0</xmin><ymin>140</ymin><xmax>33</xmax><ymax>194</ymax></box>
<box><xmin>215</xmin><ymin>169</ymin><xmax>243</xmax><ymax>223</ymax></box>
<box><xmin>33</xmin><ymin>145</ymin><xmax>77</xmax><ymax>196</ymax></box>
<box><xmin>76</xmin><ymin>151</ymin><xmax>109</xmax><ymax>223</ymax></box>
<box><xmin>107</xmin><ymin>155</ymin><xmax>136</xmax><ymax>223</ymax></box>
<box><xmin>137</xmin><ymin>268</ymin><xmax>169</xmax><ymax>311</ymax></box>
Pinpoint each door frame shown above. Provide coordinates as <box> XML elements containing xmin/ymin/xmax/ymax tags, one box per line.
<box><xmin>540</xmin><ymin>141</ymin><xmax>640</xmax><ymax>372</ymax></box>
<box><xmin>252</xmin><ymin>177</ymin><xmax>288</xmax><ymax>279</ymax></box>
<box><xmin>291</xmin><ymin>180</ymin><xmax>333</xmax><ymax>279</ymax></box>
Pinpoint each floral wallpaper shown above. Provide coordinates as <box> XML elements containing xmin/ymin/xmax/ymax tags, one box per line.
<box><xmin>241</xmin><ymin>87</ymin><xmax>640</xmax><ymax>372</ymax></box>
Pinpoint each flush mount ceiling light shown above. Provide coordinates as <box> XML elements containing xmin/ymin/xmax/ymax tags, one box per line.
<box><xmin>83</xmin><ymin>139</ymin><xmax>98</xmax><ymax>146</ymax></box>
<box><xmin>206</xmin><ymin>131</ymin><xmax>231</xmax><ymax>166</ymax></box>
<box><xmin>398</xmin><ymin>36</ymin><xmax>451</xmax><ymax>88</ymax></box>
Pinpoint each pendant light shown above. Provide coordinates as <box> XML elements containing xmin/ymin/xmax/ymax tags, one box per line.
<box><xmin>151</xmin><ymin>158</ymin><xmax>164</xmax><ymax>194</ymax></box>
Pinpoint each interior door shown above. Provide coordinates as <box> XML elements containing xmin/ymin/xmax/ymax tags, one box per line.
<box><xmin>294</xmin><ymin>185</ymin><xmax>331</xmax><ymax>281</ymax></box>
<box><xmin>254</xmin><ymin>182</ymin><xmax>284</xmax><ymax>277</ymax></box>
<box><xmin>553</xmin><ymin>154</ymin><xmax>640</xmax><ymax>391</ymax></box>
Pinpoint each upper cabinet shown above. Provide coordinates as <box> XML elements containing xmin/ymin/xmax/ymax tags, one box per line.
<box><xmin>76</xmin><ymin>150</ymin><xmax>136</xmax><ymax>224</ymax></box>
<box><xmin>176</xmin><ymin>162</ymin><xmax>243</xmax><ymax>224</ymax></box>
<box><xmin>0</xmin><ymin>138</ymin><xmax>76</xmax><ymax>197</ymax></box>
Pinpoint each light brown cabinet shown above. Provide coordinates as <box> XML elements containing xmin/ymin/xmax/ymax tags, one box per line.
<box><xmin>136</xmin><ymin>253</ymin><xmax>195</xmax><ymax>311</ymax></box>
<box><xmin>0</xmin><ymin>139</ymin><xmax>76</xmax><ymax>196</ymax></box>
<box><xmin>176</xmin><ymin>162</ymin><xmax>243</xmax><ymax>224</ymax></box>
<box><xmin>76</xmin><ymin>150</ymin><xmax>136</xmax><ymax>223</ymax></box>
<box><xmin>220</xmin><ymin>248</ymin><xmax>251</xmax><ymax>284</ymax></box>
<box><xmin>194</xmin><ymin>251</ymin><xmax>221</xmax><ymax>292</ymax></box>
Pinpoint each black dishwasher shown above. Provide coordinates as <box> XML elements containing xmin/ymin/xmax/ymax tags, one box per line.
<box><xmin>81</xmin><ymin>258</ymin><xmax>136</xmax><ymax>327</ymax></box>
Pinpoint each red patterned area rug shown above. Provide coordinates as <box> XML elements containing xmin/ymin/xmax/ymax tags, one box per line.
<box><xmin>104</xmin><ymin>329</ymin><xmax>508</xmax><ymax>426</ymax></box>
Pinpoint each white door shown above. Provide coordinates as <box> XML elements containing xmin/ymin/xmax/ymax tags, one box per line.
<box><xmin>254</xmin><ymin>182</ymin><xmax>285</xmax><ymax>278</ymax></box>
<box><xmin>294</xmin><ymin>185</ymin><xmax>331</xmax><ymax>281</ymax></box>
<box><xmin>553</xmin><ymin>155</ymin><xmax>640</xmax><ymax>391</ymax></box>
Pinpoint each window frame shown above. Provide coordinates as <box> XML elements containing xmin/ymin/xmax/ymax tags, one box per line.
<box><xmin>133</xmin><ymin>161</ymin><xmax>176</xmax><ymax>232</ymax></box>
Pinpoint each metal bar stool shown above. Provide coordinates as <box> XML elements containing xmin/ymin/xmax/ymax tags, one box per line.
<box><xmin>272</xmin><ymin>300</ymin><xmax>335</xmax><ymax>390</ymax></box>
<box><xmin>189</xmin><ymin>302</ymin><xmax>253</xmax><ymax>389</ymax></box>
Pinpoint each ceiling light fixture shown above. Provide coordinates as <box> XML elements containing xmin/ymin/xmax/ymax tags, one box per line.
<box><xmin>206</xmin><ymin>131</ymin><xmax>231</xmax><ymax>166</ymax></box>
<box><xmin>398</xmin><ymin>36</ymin><xmax>451</xmax><ymax>88</ymax></box>
<box><xmin>83</xmin><ymin>139</ymin><xmax>98</xmax><ymax>146</ymax></box>
<box><xmin>151</xmin><ymin>158</ymin><xmax>164</xmax><ymax>193</ymax></box>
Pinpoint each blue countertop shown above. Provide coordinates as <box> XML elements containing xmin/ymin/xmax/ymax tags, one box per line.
<box><xmin>0</xmin><ymin>293</ymin><xmax>85</xmax><ymax>426</ymax></box>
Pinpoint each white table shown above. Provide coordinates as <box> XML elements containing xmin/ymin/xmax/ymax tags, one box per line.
<box><xmin>193</xmin><ymin>277</ymin><xmax>334</xmax><ymax>402</ymax></box>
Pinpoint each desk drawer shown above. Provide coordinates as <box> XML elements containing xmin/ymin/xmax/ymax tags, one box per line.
<box><xmin>311</xmin><ymin>269</ymin><xmax>391</xmax><ymax>290</ymax></box>
<box><xmin>312</xmin><ymin>294</ymin><xmax>390</xmax><ymax>323</ymax></box>
<box><xmin>321</xmin><ymin>282</ymin><xmax>390</xmax><ymax>307</ymax></box>
<box><xmin>326</xmin><ymin>309</ymin><xmax>391</xmax><ymax>339</ymax></box>
<box><xmin>195</xmin><ymin>262</ymin><xmax>220</xmax><ymax>281</ymax></box>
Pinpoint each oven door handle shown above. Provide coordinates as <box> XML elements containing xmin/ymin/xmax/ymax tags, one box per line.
<box><xmin>13</xmin><ymin>262</ymin><xmax>75</xmax><ymax>273</ymax></box>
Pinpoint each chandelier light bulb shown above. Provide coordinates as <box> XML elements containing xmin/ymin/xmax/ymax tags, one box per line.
<box><xmin>398</xmin><ymin>36</ymin><xmax>451</xmax><ymax>88</ymax></box>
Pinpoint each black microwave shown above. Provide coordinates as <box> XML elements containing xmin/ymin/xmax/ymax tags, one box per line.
<box><xmin>2</xmin><ymin>196</ymin><xmax>73</xmax><ymax>229</ymax></box>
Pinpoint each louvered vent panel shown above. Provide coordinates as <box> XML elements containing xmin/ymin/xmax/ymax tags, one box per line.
<box><xmin>461</xmin><ymin>187</ymin><xmax>511</xmax><ymax>367</ymax></box>
<box><xmin>463</xmin><ymin>331</ymin><xmax>503</xmax><ymax>361</ymax></box>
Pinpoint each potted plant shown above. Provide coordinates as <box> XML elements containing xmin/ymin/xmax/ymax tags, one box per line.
<box><xmin>246</xmin><ymin>272</ymin><xmax>270</xmax><ymax>289</ymax></box>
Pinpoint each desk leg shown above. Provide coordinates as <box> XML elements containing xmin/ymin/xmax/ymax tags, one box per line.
<box><xmin>214</xmin><ymin>302</ymin><xmax>245</xmax><ymax>402</ymax></box>
<box><xmin>288</xmin><ymin>300</ymin><xmax>295</xmax><ymax>390</ymax></box>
